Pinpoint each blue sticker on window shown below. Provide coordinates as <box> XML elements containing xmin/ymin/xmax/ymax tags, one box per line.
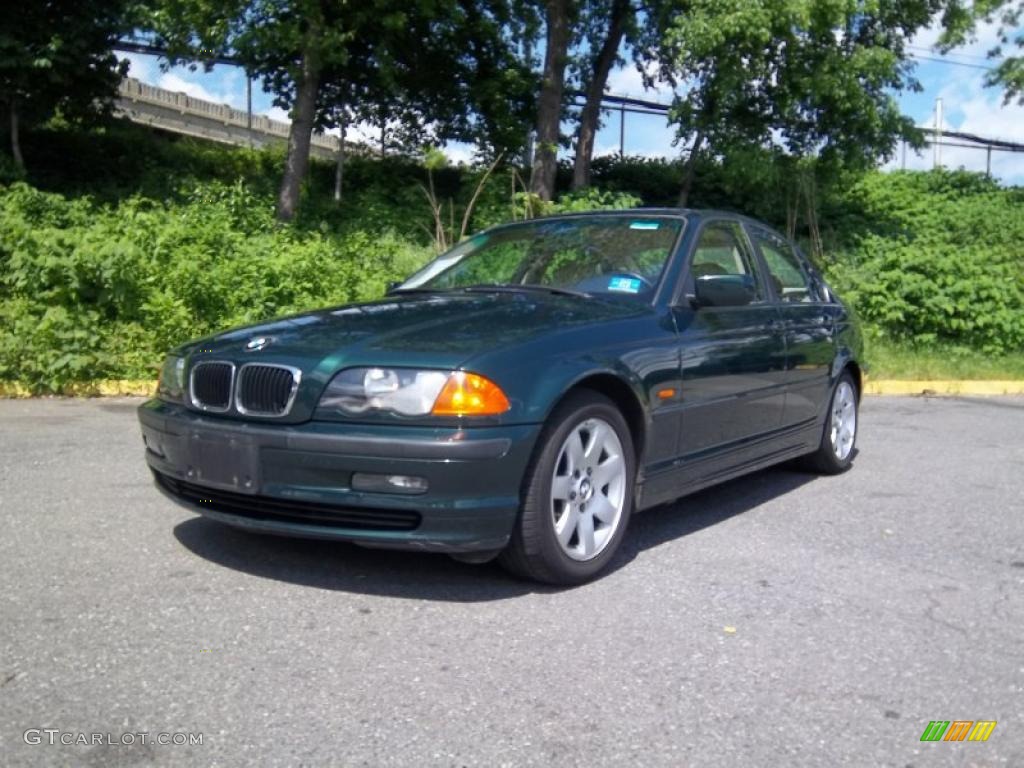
<box><xmin>630</xmin><ymin>221</ymin><xmax>660</xmax><ymax>230</ymax></box>
<box><xmin>608</xmin><ymin>276</ymin><xmax>642</xmax><ymax>293</ymax></box>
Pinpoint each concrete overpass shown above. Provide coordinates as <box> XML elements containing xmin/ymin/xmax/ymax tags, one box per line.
<box><xmin>114</xmin><ymin>77</ymin><xmax>358</xmax><ymax>161</ymax></box>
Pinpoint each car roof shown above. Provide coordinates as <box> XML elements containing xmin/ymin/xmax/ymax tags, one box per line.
<box><xmin>538</xmin><ymin>207</ymin><xmax>781</xmax><ymax>232</ymax></box>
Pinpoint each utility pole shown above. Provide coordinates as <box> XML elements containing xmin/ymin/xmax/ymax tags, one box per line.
<box><xmin>933</xmin><ymin>97</ymin><xmax>943</xmax><ymax>169</ymax></box>
<box><xmin>986</xmin><ymin>145</ymin><xmax>992</xmax><ymax>177</ymax></box>
<box><xmin>619</xmin><ymin>102</ymin><xmax>625</xmax><ymax>157</ymax></box>
<box><xmin>246</xmin><ymin>74</ymin><xmax>253</xmax><ymax>148</ymax></box>
<box><xmin>334</xmin><ymin>113</ymin><xmax>346</xmax><ymax>203</ymax></box>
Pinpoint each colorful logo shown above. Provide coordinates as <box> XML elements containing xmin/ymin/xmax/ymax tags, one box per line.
<box><xmin>920</xmin><ymin>720</ymin><xmax>997</xmax><ymax>742</ymax></box>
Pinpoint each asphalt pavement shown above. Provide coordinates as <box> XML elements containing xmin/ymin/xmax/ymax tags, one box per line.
<box><xmin>1</xmin><ymin>395</ymin><xmax>1022</xmax><ymax>767</ymax></box>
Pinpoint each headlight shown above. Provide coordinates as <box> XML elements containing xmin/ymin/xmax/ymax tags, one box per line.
<box><xmin>318</xmin><ymin>368</ymin><xmax>510</xmax><ymax>417</ymax></box>
<box><xmin>157</xmin><ymin>355</ymin><xmax>186</xmax><ymax>402</ymax></box>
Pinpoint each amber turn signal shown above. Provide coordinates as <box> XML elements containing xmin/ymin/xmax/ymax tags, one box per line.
<box><xmin>431</xmin><ymin>372</ymin><xmax>510</xmax><ymax>416</ymax></box>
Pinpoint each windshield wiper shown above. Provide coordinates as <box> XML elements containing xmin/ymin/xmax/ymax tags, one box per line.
<box><xmin>387</xmin><ymin>286</ymin><xmax>452</xmax><ymax>295</ymax></box>
<box><xmin>457</xmin><ymin>283</ymin><xmax>591</xmax><ymax>299</ymax></box>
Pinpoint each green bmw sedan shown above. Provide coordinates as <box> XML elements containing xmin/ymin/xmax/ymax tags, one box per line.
<box><xmin>139</xmin><ymin>209</ymin><xmax>862</xmax><ymax>584</ymax></box>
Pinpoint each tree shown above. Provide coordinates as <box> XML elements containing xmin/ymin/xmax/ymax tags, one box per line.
<box><xmin>148</xmin><ymin>0</ymin><xmax>367</xmax><ymax>221</ymax></box>
<box><xmin>317</xmin><ymin>0</ymin><xmax>537</xmax><ymax>160</ymax></box>
<box><xmin>149</xmin><ymin>0</ymin><xmax>537</xmax><ymax>220</ymax></box>
<box><xmin>647</xmin><ymin>0</ymin><xmax>942</xmax><ymax>207</ymax></box>
<box><xmin>0</xmin><ymin>0</ymin><xmax>132</xmax><ymax>172</ymax></box>
<box><xmin>570</xmin><ymin>0</ymin><xmax>633</xmax><ymax>189</ymax></box>
<box><xmin>530</xmin><ymin>0</ymin><xmax>574</xmax><ymax>201</ymax></box>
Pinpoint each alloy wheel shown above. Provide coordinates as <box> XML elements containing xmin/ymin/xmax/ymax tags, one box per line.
<box><xmin>830</xmin><ymin>380</ymin><xmax>857</xmax><ymax>461</ymax></box>
<box><xmin>550</xmin><ymin>417</ymin><xmax>627</xmax><ymax>561</ymax></box>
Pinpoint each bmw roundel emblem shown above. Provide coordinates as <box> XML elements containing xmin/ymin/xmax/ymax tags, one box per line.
<box><xmin>245</xmin><ymin>336</ymin><xmax>271</xmax><ymax>352</ymax></box>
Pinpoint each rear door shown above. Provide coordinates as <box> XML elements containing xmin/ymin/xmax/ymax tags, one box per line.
<box><xmin>746</xmin><ymin>227</ymin><xmax>835</xmax><ymax>427</ymax></box>
<box><xmin>671</xmin><ymin>219</ymin><xmax>788</xmax><ymax>458</ymax></box>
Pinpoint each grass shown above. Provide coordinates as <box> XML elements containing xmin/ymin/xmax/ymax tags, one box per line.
<box><xmin>865</xmin><ymin>340</ymin><xmax>1024</xmax><ymax>380</ymax></box>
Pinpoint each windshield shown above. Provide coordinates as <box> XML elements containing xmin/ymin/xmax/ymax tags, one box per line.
<box><xmin>399</xmin><ymin>215</ymin><xmax>683</xmax><ymax>299</ymax></box>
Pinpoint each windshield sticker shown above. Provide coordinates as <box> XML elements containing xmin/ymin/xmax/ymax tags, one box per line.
<box><xmin>630</xmin><ymin>221</ymin><xmax>660</xmax><ymax>230</ymax></box>
<box><xmin>608</xmin><ymin>276</ymin><xmax>642</xmax><ymax>293</ymax></box>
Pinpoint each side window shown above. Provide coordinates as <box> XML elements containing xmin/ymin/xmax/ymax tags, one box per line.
<box><xmin>752</xmin><ymin>231</ymin><xmax>815</xmax><ymax>303</ymax></box>
<box><xmin>689</xmin><ymin>222</ymin><xmax>764</xmax><ymax>301</ymax></box>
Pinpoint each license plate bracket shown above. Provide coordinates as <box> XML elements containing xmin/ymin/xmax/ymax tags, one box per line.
<box><xmin>187</xmin><ymin>430</ymin><xmax>259</xmax><ymax>493</ymax></box>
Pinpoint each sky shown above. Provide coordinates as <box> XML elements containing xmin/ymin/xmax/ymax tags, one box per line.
<box><xmin>119</xmin><ymin>16</ymin><xmax>1024</xmax><ymax>185</ymax></box>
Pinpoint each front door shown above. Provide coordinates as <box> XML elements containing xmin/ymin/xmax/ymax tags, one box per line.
<box><xmin>671</xmin><ymin>220</ymin><xmax>788</xmax><ymax>459</ymax></box>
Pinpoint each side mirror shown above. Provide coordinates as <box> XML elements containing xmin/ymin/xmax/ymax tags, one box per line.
<box><xmin>693</xmin><ymin>274</ymin><xmax>757</xmax><ymax>308</ymax></box>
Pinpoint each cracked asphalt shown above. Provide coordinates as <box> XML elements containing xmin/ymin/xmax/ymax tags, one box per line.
<box><xmin>1</xmin><ymin>395</ymin><xmax>1022</xmax><ymax>767</ymax></box>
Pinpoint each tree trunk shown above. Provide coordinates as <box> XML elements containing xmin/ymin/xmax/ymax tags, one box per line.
<box><xmin>802</xmin><ymin>171</ymin><xmax>823</xmax><ymax>262</ymax></box>
<box><xmin>334</xmin><ymin>114</ymin><xmax>345</xmax><ymax>204</ymax></box>
<box><xmin>9</xmin><ymin>97</ymin><xmax>24</xmax><ymax>172</ymax></box>
<box><xmin>785</xmin><ymin>183</ymin><xmax>798</xmax><ymax>241</ymax></box>
<box><xmin>276</xmin><ymin>39</ymin><xmax>321</xmax><ymax>222</ymax></box>
<box><xmin>529</xmin><ymin>0</ymin><xmax>572</xmax><ymax>201</ymax></box>
<box><xmin>571</xmin><ymin>0</ymin><xmax>630</xmax><ymax>190</ymax></box>
<box><xmin>677</xmin><ymin>131</ymin><xmax>705</xmax><ymax>208</ymax></box>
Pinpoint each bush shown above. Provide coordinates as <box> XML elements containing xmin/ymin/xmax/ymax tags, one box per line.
<box><xmin>824</xmin><ymin>171</ymin><xmax>1024</xmax><ymax>354</ymax></box>
<box><xmin>3</xmin><ymin>119</ymin><xmax>1022</xmax><ymax>389</ymax></box>
<box><xmin>0</xmin><ymin>181</ymin><xmax>432</xmax><ymax>391</ymax></box>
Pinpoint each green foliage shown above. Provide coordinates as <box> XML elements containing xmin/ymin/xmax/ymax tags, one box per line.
<box><xmin>0</xmin><ymin>180</ymin><xmax>431</xmax><ymax>391</ymax></box>
<box><xmin>644</xmin><ymin>0</ymin><xmax>932</xmax><ymax>170</ymax></box>
<box><xmin>20</xmin><ymin>119</ymin><xmax>284</xmax><ymax>202</ymax></box>
<box><xmin>0</xmin><ymin>0</ymin><xmax>134</xmax><ymax>163</ymax></box>
<box><xmin>2</xmin><ymin>121</ymin><xmax>1022</xmax><ymax>390</ymax></box>
<box><xmin>824</xmin><ymin>170</ymin><xmax>1024</xmax><ymax>354</ymax></box>
<box><xmin>146</xmin><ymin>0</ymin><xmax>537</xmax><ymax>153</ymax></box>
<box><xmin>548</xmin><ymin>187</ymin><xmax>643</xmax><ymax>213</ymax></box>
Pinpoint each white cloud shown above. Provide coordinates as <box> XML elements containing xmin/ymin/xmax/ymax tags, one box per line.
<box><xmin>910</xmin><ymin>15</ymin><xmax>1007</xmax><ymax>60</ymax></box>
<box><xmin>264</xmin><ymin>105</ymin><xmax>291</xmax><ymax>124</ymax></box>
<box><xmin>606</xmin><ymin>61</ymin><xmax>676</xmax><ymax>102</ymax></box>
<box><xmin>158</xmin><ymin>73</ymin><xmax>237</xmax><ymax>107</ymax></box>
<box><xmin>120</xmin><ymin>52</ymin><xmax>158</xmax><ymax>81</ymax></box>
<box><xmin>442</xmin><ymin>143</ymin><xmax>476</xmax><ymax>165</ymax></box>
<box><xmin>882</xmin><ymin>71</ymin><xmax>1024</xmax><ymax>182</ymax></box>
<box><xmin>940</xmin><ymin>85</ymin><xmax>1024</xmax><ymax>181</ymax></box>
<box><xmin>877</xmin><ymin>16</ymin><xmax>1024</xmax><ymax>183</ymax></box>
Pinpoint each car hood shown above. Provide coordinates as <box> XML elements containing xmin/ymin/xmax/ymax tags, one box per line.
<box><xmin>182</xmin><ymin>291</ymin><xmax>647</xmax><ymax>374</ymax></box>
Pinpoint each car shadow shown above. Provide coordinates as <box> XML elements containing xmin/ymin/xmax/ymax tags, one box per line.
<box><xmin>173</xmin><ymin>466</ymin><xmax>820</xmax><ymax>603</ymax></box>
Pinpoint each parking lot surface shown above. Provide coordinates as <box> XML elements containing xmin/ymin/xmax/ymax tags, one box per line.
<box><xmin>1</xmin><ymin>395</ymin><xmax>1022</xmax><ymax>767</ymax></box>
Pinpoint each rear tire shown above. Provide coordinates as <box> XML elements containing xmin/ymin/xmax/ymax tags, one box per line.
<box><xmin>499</xmin><ymin>391</ymin><xmax>636</xmax><ymax>585</ymax></box>
<box><xmin>804</xmin><ymin>370</ymin><xmax>858</xmax><ymax>474</ymax></box>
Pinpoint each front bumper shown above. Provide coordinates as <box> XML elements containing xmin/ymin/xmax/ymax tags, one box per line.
<box><xmin>138</xmin><ymin>399</ymin><xmax>542</xmax><ymax>552</ymax></box>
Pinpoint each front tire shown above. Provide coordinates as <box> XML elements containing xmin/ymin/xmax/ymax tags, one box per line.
<box><xmin>804</xmin><ymin>371</ymin><xmax>859</xmax><ymax>474</ymax></box>
<box><xmin>499</xmin><ymin>391</ymin><xmax>636</xmax><ymax>585</ymax></box>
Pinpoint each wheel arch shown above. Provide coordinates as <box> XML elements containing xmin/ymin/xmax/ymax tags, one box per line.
<box><xmin>832</xmin><ymin>347</ymin><xmax>864</xmax><ymax>402</ymax></box>
<box><xmin>844</xmin><ymin>360</ymin><xmax>863</xmax><ymax>401</ymax></box>
<box><xmin>552</xmin><ymin>372</ymin><xmax>648</xmax><ymax>464</ymax></box>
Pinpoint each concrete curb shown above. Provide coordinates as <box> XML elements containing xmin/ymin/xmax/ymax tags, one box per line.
<box><xmin>0</xmin><ymin>380</ymin><xmax>157</xmax><ymax>398</ymax></box>
<box><xmin>863</xmin><ymin>380</ymin><xmax>1024</xmax><ymax>396</ymax></box>
<box><xmin>3</xmin><ymin>379</ymin><xmax>1023</xmax><ymax>399</ymax></box>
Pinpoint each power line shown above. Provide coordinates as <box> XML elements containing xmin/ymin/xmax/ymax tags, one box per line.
<box><xmin>907</xmin><ymin>44</ymin><xmax>995</xmax><ymax>63</ymax></box>
<box><xmin>909</xmin><ymin>52</ymin><xmax>994</xmax><ymax>71</ymax></box>
<box><xmin>575</xmin><ymin>90</ymin><xmax>672</xmax><ymax>112</ymax></box>
<box><xmin>114</xmin><ymin>40</ymin><xmax>240</xmax><ymax>67</ymax></box>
